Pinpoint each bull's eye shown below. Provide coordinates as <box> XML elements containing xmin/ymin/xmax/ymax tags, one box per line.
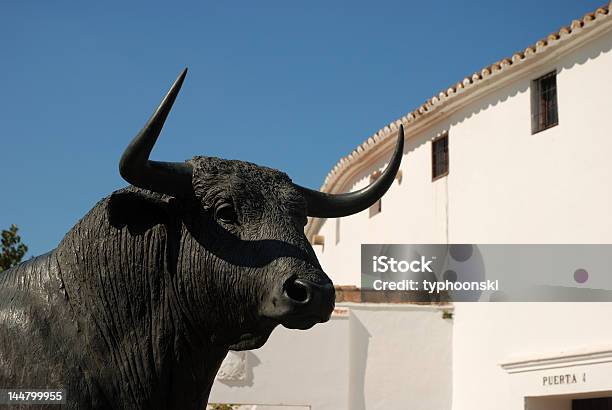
<box><xmin>215</xmin><ymin>203</ymin><xmax>238</xmax><ymax>224</ymax></box>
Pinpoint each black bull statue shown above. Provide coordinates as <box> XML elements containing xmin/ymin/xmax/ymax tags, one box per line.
<box><xmin>0</xmin><ymin>69</ymin><xmax>403</xmax><ymax>409</ymax></box>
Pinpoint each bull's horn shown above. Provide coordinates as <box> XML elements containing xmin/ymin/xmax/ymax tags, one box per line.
<box><xmin>295</xmin><ymin>124</ymin><xmax>404</xmax><ymax>218</ymax></box>
<box><xmin>119</xmin><ymin>68</ymin><xmax>193</xmax><ymax>197</ymax></box>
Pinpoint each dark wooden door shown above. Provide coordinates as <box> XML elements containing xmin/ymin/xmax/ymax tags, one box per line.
<box><xmin>573</xmin><ymin>397</ymin><xmax>612</xmax><ymax>410</ymax></box>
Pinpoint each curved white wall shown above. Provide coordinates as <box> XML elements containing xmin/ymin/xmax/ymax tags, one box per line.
<box><xmin>209</xmin><ymin>304</ymin><xmax>452</xmax><ymax>410</ymax></box>
<box><xmin>452</xmin><ymin>302</ymin><xmax>612</xmax><ymax>410</ymax></box>
<box><xmin>310</xmin><ymin>20</ymin><xmax>612</xmax><ymax>410</ymax></box>
<box><xmin>314</xmin><ymin>26</ymin><xmax>612</xmax><ymax>285</ymax></box>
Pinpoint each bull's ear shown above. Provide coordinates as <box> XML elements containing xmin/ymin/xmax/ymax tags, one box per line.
<box><xmin>107</xmin><ymin>190</ymin><xmax>172</xmax><ymax>234</ymax></box>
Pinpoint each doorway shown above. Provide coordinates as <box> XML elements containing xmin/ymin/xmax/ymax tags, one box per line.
<box><xmin>572</xmin><ymin>397</ymin><xmax>612</xmax><ymax>410</ymax></box>
<box><xmin>526</xmin><ymin>393</ymin><xmax>612</xmax><ymax>410</ymax></box>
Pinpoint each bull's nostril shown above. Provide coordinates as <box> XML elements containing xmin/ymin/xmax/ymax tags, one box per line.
<box><xmin>285</xmin><ymin>279</ymin><xmax>309</xmax><ymax>303</ymax></box>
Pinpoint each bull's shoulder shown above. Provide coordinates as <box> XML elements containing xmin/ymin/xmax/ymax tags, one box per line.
<box><xmin>0</xmin><ymin>251</ymin><xmax>65</xmax><ymax>311</ymax></box>
<box><xmin>0</xmin><ymin>252</ymin><xmax>76</xmax><ymax>389</ymax></box>
<box><xmin>0</xmin><ymin>252</ymin><xmax>123</xmax><ymax>409</ymax></box>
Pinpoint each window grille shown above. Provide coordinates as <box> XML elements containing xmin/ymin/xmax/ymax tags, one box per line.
<box><xmin>432</xmin><ymin>133</ymin><xmax>449</xmax><ymax>181</ymax></box>
<box><xmin>531</xmin><ymin>71</ymin><xmax>559</xmax><ymax>134</ymax></box>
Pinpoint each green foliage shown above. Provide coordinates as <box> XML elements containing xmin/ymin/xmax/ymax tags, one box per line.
<box><xmin>0</xmin><ymin>224</ymin><xmax>28</xmax><ymax>272</ymax></box>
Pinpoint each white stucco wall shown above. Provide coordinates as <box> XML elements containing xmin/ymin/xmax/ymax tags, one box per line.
<box><xmin>308</xmin><ymin>16</ymin><xmax>612</xmax><ymax>410</ymax></box>
<box><xmin>449</xmin><ymin>27</ymin><xmax>612</xmax><ymax>410</ymax></box>
<box><xmin>314</xmin><ymin>25</ymin><xmax>612</xmax><ymax>285</ymax></box>
<box><xmin>209</xmin><ymin>304</ymin><xmax>452</xmax><ymax>410</ymax></box>
<box><xmin>452</xmin><ymin>303</ymin><xmax>612</xmax><ymax>410</ymax></box>
<box><xmin>316</xmin><ymin>22</ymin><xmax>612</xmax><ymax>284</ymax></box>
<box><xmin>446</xmin><ymin>28</ymin><xmax>612</xmax><ymax>245</ymax></box>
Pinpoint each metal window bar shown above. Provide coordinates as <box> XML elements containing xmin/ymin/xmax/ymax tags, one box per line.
<box><xmin>432</xmin><ymin>135</ymin><xmax>449</xmax><ymax>179</ymax></box>
<box><xmin>532</xmin><ymin>71</ymin><xmax>558</xmax><ymax>133</ymax></box>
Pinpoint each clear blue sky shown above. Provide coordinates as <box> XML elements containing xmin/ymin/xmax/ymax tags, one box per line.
<box><xmin>0</xmin><ymin>0</ymin><xmax>604</xmax><ymax>257</ymax></box>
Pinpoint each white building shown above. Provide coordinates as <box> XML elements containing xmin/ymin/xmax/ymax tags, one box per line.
<box><xmin>209</xmin><ymin>3</ymin><xmax>612</xmax><ymax>409</ymax></box>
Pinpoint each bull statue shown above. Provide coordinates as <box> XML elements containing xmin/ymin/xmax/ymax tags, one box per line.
<box><xmin>0</xmin><ymin>69</ymin><xmax>403</xmax><ymax>409</ymax></box>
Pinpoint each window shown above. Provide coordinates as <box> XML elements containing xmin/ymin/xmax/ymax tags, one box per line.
<box><xmin>531</xmin><ymin>71</ymin><xmax>559</xmax><ymax>134</ymax></box>
<box><xmin>369</xmin><ymin>171</ymin><xmax>382</xmax><ymax>217</ymax></box>
<box><xmin>432</xmin><ymin>133</ymin><xmax>449</xmax><ymax>181</ymax></box>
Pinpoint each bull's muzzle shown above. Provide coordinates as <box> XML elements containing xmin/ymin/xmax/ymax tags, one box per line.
<box><xmin>263</xmin><ymin>275</ymin><xmax>335</xmax><ymax>330</ymax></box>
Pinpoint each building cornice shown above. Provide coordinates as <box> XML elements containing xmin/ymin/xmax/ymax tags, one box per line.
<box><xmin>306</xmin><ymin>3</ymin><xmax>612</xmax><ymax>239</ymax></box>
<box><xmin>500</xmin><ymin>346</ymin><xmax>612</xmax><ymax>374</ymax></box>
